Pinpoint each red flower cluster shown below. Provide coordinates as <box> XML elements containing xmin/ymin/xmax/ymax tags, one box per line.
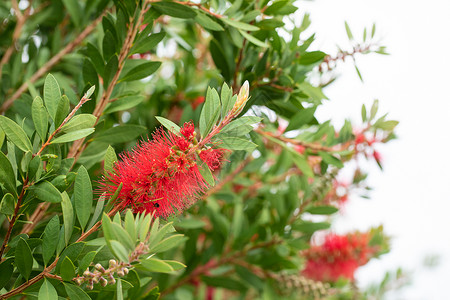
<box><xmin>100</xmin><ymin>122</ymin><xmax>224</xmax><ymax>217</ymax></box>
<box><xmin>302</xmin><ymin>232</ymin><xmax>376</xmax><ymax>282</ymax></box>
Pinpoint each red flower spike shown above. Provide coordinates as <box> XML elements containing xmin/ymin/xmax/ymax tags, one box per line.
<box><xmin>302</xmin><ymin>232</ymin><xmax>376</xmax><ymax>282</ymax></box>
<box><xmin>100</xmin><ymin>123</ymin><xmax>216</xmax><ymax>218</ymax></box>
<box><xmin>199</xmin><ymin>148</ymin><xmax>225</xmax><ymax>171</ymax></box>
<box><xmin>180</xmin><ymin>121</ymin><xmax>195</xmax><ymax>140</ymax></box>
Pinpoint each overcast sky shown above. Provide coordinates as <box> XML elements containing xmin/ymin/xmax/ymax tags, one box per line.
<box><xmin>298</xmin><ymin>0</ymin><xmax>450</xmax><ymax>299</ymax></box>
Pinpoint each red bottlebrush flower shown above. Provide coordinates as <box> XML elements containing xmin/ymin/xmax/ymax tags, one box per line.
<box><xmin>302</xmin><ymin>232</ymin><xmax>375</xmax><ymax>282</ymax></box>
<box><xmin>199</xmin><ymin>148</ymin><xmax>225</xmax><ymax>171</ymax></box>
<box><xmin>100</xmin><ymin>122</ymin><xmax>216</xmax><ymax>218</ymax></box>
<box><xmin>180</xmin><ymin>121</ymin><xmax>195</xmax><ymax>139</ymax></box>
<box><xmin>294</xmin><ymin>144</ymin><xmax>305</xmax><ymax>154</ymax></box>
<box><xmin>354</xmin><ymin>133</ymin><xmax>365</xmax><ymax>145</ymax></box>
<box><xmin>373</xmin><ymin>150</ymin><xmax>382</xmax><ymax>163</ymax></box>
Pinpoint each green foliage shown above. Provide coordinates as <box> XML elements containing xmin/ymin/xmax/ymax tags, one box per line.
<box><xmin>0</xmin><ymin>0</ymin><xmax>397</xmax><ymax>299</ymax></box>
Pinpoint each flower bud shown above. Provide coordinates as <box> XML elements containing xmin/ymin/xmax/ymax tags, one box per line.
<box><xmin>123</xmin><ymin>267</ymin><xmax>129</xmax><ymax>275</ymax></box>
<box><xmin>100</xmin><ymin>277</ymin><xmax>108</xmax><ymax>287</ymax></box>
<box><xmin>109</xmin><ymin>259</ymin><xmax>117</xmax><ymax>268</ymax></box>
<box><xmin>117</xmin><ymin>270</ymin><xmax>125</xmax><ymax>277</ymax></box>
<box><xmin>232</xmin><ymin>80</ymin><xmax>250</xmax><ymax>116</ymax></box>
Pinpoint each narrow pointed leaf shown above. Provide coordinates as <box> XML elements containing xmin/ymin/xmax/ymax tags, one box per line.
<box><xmin>39</xmin><ymin>279</ymin><xmax>58</xmax><ymax>300</ymax></box>
<box><xmin>43</xmin><ymin>74</ymin><xmax>61</xmax><ymax>121</ymax></box>
<box><xmin>74</xmin><ymin>166</ymin><xmax>93</xmax><ymax>230</ymax></box>
<box><xmin>15</xmin><ymin>238</ymin><xmax>33</xmax><ymax>280</ymax></box>
<box><xmin>32</xmin><ymin>96</ymin><xmax>48</xmax><ymax>143</ymax></box>
<box><xmin>0</xmin><ymin>116</ymin><xmax>32</xmax><ymax>152</ymax></box>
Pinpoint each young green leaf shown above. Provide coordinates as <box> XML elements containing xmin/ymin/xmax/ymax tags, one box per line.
<box><xmin>155</xmin><ymin>116</ymin><xmax>181</xmax><ymax>134</ymax></box>
<box><xmin>194</xmin><ymin>12</ymin><xmax>224</xmax><ymax>31</ymax></box>
<box><xmin>345</xmin><ymin>21</ymin><xmax>353</xmax><ymax>40</ymax></box>
<box><xmin>61</xmin><ymin>192</ymin><xmax>74</xmax><ymax>246</ymax></box>
<box><xmin>64</xmin><ymin>283</ymin><xmax>92</xmax><ymax>300</ymax></box>
<box><xmin>238</xmin><ymin>30</ymin><xmax>269</xmax><ymax>48</ymax></box>
<box><xmin>54</xmin><ymin>95</ymin><xmax>70</xmax><ymax>128</ymax></box>
<box><xmin>199</xmin><ymin>87</ymin><xmax>221</xmax><ymax>138</ymax></box>
<box><xmin>104</xmin><ymin>146</ymin><xmax>118</xmax><ymax>173</ymax></box>
<box><xmin>141</xmin><ymin>257</ymin><xmax>174</xmax><ymax>273</ymax></box>
<box><xmin>117</xmin><ymin>278</ymin><xmax>124</xmax><ymax>300</ymax></box>
<box><xmin>110</xmin><ymin>240</ymin><xmax>129</xmax><ymax>262</ymax></box>
<box><xmin>51</xmin><ymin>128</ymin><xmax>95</xmax><ymax>144</ymax></box>
<box><xmin>0</xmin><ymin>193</ymin><xmax>15</xmax><ymax>215</ymax></box>
<box><xmin>74</xmin><ymin>166</ymin><xmax>93</xmax><ymax>231</ymax></box>
<box><xmin>222</xmin><ymin>18</ymin><xmax>259</xmax><ymax>31</ymax></box>
<box><xmin>131</xmin><ymin>32</ymin><xmax>166</xmax><ymax>55</ymax></box>
<box><xmin>220</xmin><ymin>137</ymin><xmax>257</xmax><ymax>151</ymax></box>
<box><xmin>60</xmin><ymin>114</ymin><xmax>96</xmax><ymax>133</ymax></box>
<box><xmin>150</xmin><ymin>234</ymin><xmax>187</xmax><ymax>253</ymax></box>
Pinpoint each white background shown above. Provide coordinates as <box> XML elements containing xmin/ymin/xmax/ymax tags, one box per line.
<box><xmin>298</xmin><ymin>0</ymin><xmax>450</xmax><ymax>299</ymax></box>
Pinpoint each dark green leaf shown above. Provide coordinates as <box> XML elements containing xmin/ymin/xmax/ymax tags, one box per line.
<box><xmin>152</xmin><ymin>2</ymin><xmax>196</xmax><ymax>18</ymax></box>
<box><xmin>201</xmin><ymin>276</ymin><xmax>246</xmax><ymax>291</ymax></box>
<box><xmin>74</xmin><ymin>166</ymin><xmax>93</xmax><ymax>231</ymax></box>
<box><xmin>54</xmin><ymin>95</ymin><xmax>70</xmax><ymax>128</ymax></box>
<box><xmin>131</xmin><ymin>32</ymin><xmax>166</xmax><ymax>54</ymax></box>
<box><xmin>15</xmin><ymin>238</ymin><xmax>33</xmax><ymax>280</ymax></box>
<box><xmin>43</xmin><ymin>74</ymin><xmax>61</xmax><ymax>121</ymax></box>
<box><xmin>222</xmin><ymin>18</ymin><xmax>259</xmax><ymax>31</ymax></box>
<box><xmin>299</xmin><ymin>51</ymin><xmax>327</xmax><ymax>65</ymax></box>
<box><xmin>78</xmin><ymin>251</ymin><xmax>97</xmax><ymax>275</ymax></box>
<box><xmin>0</xmin><ymin>193</ymin><xmax>15</xmax><ymax>215</ymax></box>
<box><xmin>42</xmin><ymin>215</ymin><xmax>60</xmax><ymax>266</ymax></box>
<box><xmin>120</xmin><ymin>62</ymin><xmax>161</xmax><ymax>82</ymax></box>
<box><xmin>64</xmin><ymin>283</ymin><xmax>92</xmax><ymax>300</ymax></box>
<box><xmin>104</xmin><ymin>95</ymin><xmax>144</xmax><ymax>114</ymax></box>
<box><xmin>104</xmin><ymin>55</ymin><xmax>118</xmax><ymax>88</ymax></box>
<box><xmin>0</xmin><ymin>151</ymin><xmax>17</xmax><ymax>197</ymax></box>
<box><xmin>197</xmin><ymin>160</ymin><xmax>215</xmax><ymax>186</ymax></box>
<box><xmin>61</xmin><ymin>257</ymin><xmax>76</xmax><ymax>281</ymax></box>
<box><xmin>0</xmin><ymin>259</ymin><xmax>14</xmax><ymax>289</ymax></box>
<box><xmin>94</xmin><ymin>125</ymin><xmax>146</xmax><ymax>143</ymax></box>
<box><xmin>62</xmin><ymin>0</ymin><xmax>82</xmax><ymax>27</ymax></box>
<box><xmin>32</xmin><ymin>96</ymin><xmax>48</xmax><ymax>143</ymax></box>
<box><xmin>87</xmin><ymin>43</ymin><xmax>104</xmax><ymax>76</ymax></box>
<box><xmin>305</xmin><ymin>205</ymin><xmax>339</xmax><ymax>215</ymax></box>
<box><xmin>293</xmin><ymin>221</ymin><xmax>330</xmax><ymax>234</ymax></box>
<box><xmin>29</xmin><ymin>181</ymin><xmax>62</xmax><ymax>203</ymax></box>
<box><xmin>0</xmin><ymin>116</ymin><xmax>33</xmax><ymax>152</ymax></box>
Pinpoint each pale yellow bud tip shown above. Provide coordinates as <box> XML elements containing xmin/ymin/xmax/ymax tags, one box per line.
<box><xmin>232</xmin><ymin>80</ymin><xmax>250</xmax><ymax>116</ymax></box>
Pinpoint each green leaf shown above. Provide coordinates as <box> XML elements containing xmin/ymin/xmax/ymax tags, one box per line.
<box><xmin>238</xmin><ymin>30</ymin><xmax>269</xmax><ymax>47</ymax></box>
<box><xmin>155</xmin><ymin>116</ymin><xmax>180</xmax><ymax>134</ymax></box>
<box><xmin>195</xmin><ymin>12</ymin><xmax>224</xmax><ymax>31</ymax></box>
<box><xmin>0</xmin><ymin>193</ymin><xmax>15</xmax><ymax>215</ymax></box>
<box><xmin>222</xmin><ymin>18</ymin><xmax>259</xmax><ymax>31</ymax></box>
<box><xmin>104</xmin><ymin>95</ymin><xmax>144</xmax><ymax>114</ymax></box>
<box><xmin>0</xmin><ymin>152</ymin><xmax>17</xmax><ymax>197</ymax></box>
<box><xmin>110</xmin><ymin>240</ymin><xmax>129</xmax><ymax>262</ymax></box>
<box><xmin>85</xmin><ymin>86</ymin><xmax>96</xmax><ymax>99</ymax></box>
<box><xmin>293</xmin><ymin>221</ymin><xmax>330</xmax><ymax>234</ymax></box>
<box><xmin>43</xmin><ymin>74</ymin><xmax>61</xmax><ymax>121</ymax></box>
<box><xmin>305</xmin><ymin>205</ymin><xmax>339</xmax><ymax>215</ymax></box>
<box><xmin>298</xmin><ymin>82</ymin><xmax>328</xmax><ymax>104</ymax></box>
<box><xmin>199</xmin><ymin>87</ymin><xmax>221</xmax><ymax>138</ymax></box>
<box><xmin>138</xmin><ymin>213</ymin><xmax>152</xmax><ymax>241</ymax></box>
<box><xmin>221</xmin><ymin>116</ymin><xmax>261</xmax><ymax>134</ymax></box>
<box><xmin>42</xmin><ymin>215</ymin><xmax>60</xmax><ymax>266</ymax></box>
<box><xmin>87</xmin><ymin>43</ymin><xmax>104</xmax><ymax>76</ymax></box>
<box><xmin>150</xmin><ymin>234</ymin><xmax>186</xmax><ymax>253</ymax></box>
<box><xmin>131</xmin><ymin>32</ymin><xmax>166</xmax><ymax>54</ymax></box>
<box><xmin>15</xmin><ymin>238</ymin><xmax>33</xmax><ymax>280</ymax></box>
<box><xmin>220</xmin><ymin>137</ymin><xmax>257</xmax><ymax>151</ymax></box>
<box><xmin>60</xmin><ymin>114</ymin><xmax>96</xmax><ymax>134</ymax></box>
<box><xmin>345</xmin><ymin>21</ymin><xmax>353</xmax><ymax>40</ymax></box>
<box><xmin>61</xmin><ymin>192</ymin><xmax>74</xmax><ymax>246</ymax></box>
<box><xmin>29</xmin><ymin>181</ymin><xmax>62</xmax><ymax>203</ymax></box>
<box><xmin>355</xmin><ymin>65</ymin><xmax>363</xmax><ymax>82</ymax></box>
<box><xmin>197</xmin><ymin>160</ymin><xmax>215</xmax><ymax>186</ymax></box>
<box><xmin>38</xmin><ymin>279</ymin><xmax>58</xmax><ymax>300</ymax></box>
<box><xmin>32</xmin><ymin>96</ymin><xmax>48</xmax><ymax>143</ymax></box>
<box><xmin>0</xmin><ymin>116</ymin><xmax>33</xmax><ymax>152</ymax></box>
<box><xmin>318</xmin><ymin>151</ymin><xmax>344</xmax><ymax>168</ymax></box>
<box><xmin>64</xmin><ymin>283</ymin><xmax>92</xmax><ymax>300</ymax></box>
<box><xmin>220</xmin><ymin>83</ymin><xmax>233</xmax><ymax>116</ymax></box>
<box><xmin>124</xmin><ymin>210</ymin><xmax>136</xmax><ymax>242</ymax></box>
<box><xmin>61</xmin><ymin>257</ymin><xmax>76</xmax><ymax>281</ymax></box>
<box><xmin>117</xmin><ymin>278</ymin><xmax>124</xmax><ymax>300</ymax></box>
<box><xmin>164</xmin><ymin>260</ymin><xmax>186</xmax><ymax>271</ymax></box>
<box><xmin>54</xmin><ymin>95</ymin><xmax>70</xmax><ymax>128</ymax></box>
<box><xmin>287</xmin><ymin>148</ymin><xmax>314</xmax><ymax>177</ymax></box>
<box><xmin>361</xmin><ymin>104</ymin><xmax>367</xmax><ymax>122</ymax></box>
<box><xmin>141</xmin><ymin>258</ymin><xmax>174</xmax><ymax>273</ymax></box>
<box><xmin>62</xmin><ymin>0</ymin><xmax>82</xmax><ymax>27</ymax></box>
<box><xmin>95</xmin><ymin>125</ymin><xmax>146</xmax><ymax>143</ymax></box>
<box><xmin>299</xmin><ymin>51</ymin><xmax>327</xmax><ymax>65</ymax></box>
<box><xmin>0</xmin><ymin>259</ymin><xmax>14</xmax><ymax>289</ymax></box>
<box><xmin>78</xmin><ymin>251</ymin><xmax>97</xmax><ymax>275</ymax></box>
<box><xmin>120</xmin><ymin>61</ymin><xmax>161</xmax><ymax>82</ymax></box>
<box><xmin>152</xmin><ymin>2</ymin><xmax>196</xmax><ymax>18</ymax></box>
<box><xmin>104</xmin><ymin>55</ymin><xmax>118</xmax><ymax>88</ymax></box>
<box><xmin>370</xmin><ymin>99</ymin><xmax>379</xmax><ymax>120</ymax></box>
<box><xmin>51</xmin><ymin>128</ymin><xmax>95</xmax><ymax>144</ymax></box>
<box><xmin>201</xmin><ymin>276</ymin><xmax>246</xmax><ymax>291</ymax></box>
<box><xmin>87</xmin><ymin>194</ymin><xmax>105</xmax><ymax>231</ymax></box>
<box><xmin>176</xmin><ymin>219</ymin><xmax>206</xmax><ymax>229</ymax></box>
<box><xmin>74</xmin><ymin>166</ymin><xmax>93</xmax><ymax>231</ymax></box>
<box><xmin>104</xmin><ymin>146</ymin><xmax>118</xmax><ymax>173</ymax></box>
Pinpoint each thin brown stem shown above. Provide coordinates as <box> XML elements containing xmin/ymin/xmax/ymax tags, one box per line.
<box><xmin>67</xmin><ymin>4</ymin><xmax>149</xmax><ymax>163</ymax></box>
<box><xmin>0</xmin><ymin>9</ymin><xmax>107</xmax><ymax>114</ymax></box>
<box><xmin>0</xmin><ymin>178</ymin><xmax>29</xmax><ymax>261</ymax></box>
